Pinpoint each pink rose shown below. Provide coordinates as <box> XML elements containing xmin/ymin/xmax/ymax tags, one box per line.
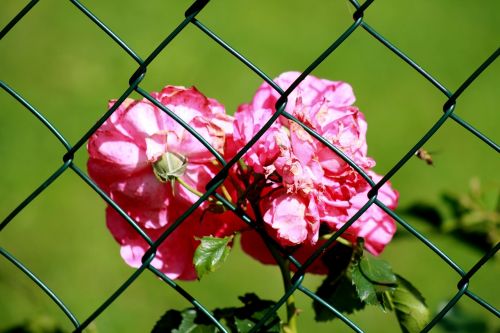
<box><xmin>240</xmin><ymin>230</ymin><xmax>331</xmax><ymax>275</ymax></box>
<box><xmin>106</xmin><ymin>204</ymin><xmax>245</xmax><ymax>281</ymax></box>
<box><xmin>230</xmin><ymin>72</ymin><xmax>398</xmax><ymax>269</ymax></box>
<box><xmin>343</xmin><ymin>172</ymin><xmax>399</xmax><ymax>255</ymax></box>
<box><xmin>106</xmin><ymin>206</ymin><xmax>199</xmax><ymax>280</ymax></box>
<box><xmin>230</xmin><ymin>104</ymin><xmax>289</xmax><ymax>174</ymax></box>
<box><xmin>88</xmin><ymin>86</ymin><xmax>233</xmax><ymax>224</ymax></box>
<box><xmin>261</xmin><ymin>191</ymin><xmax>318</xmax><ymax>246</ymax></box>
<box><xmin>87</xmin><ymin>85</ymin><xmax>238</xmax><ymax>280</ymax></box>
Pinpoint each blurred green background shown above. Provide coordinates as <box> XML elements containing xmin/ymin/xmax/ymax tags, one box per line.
<box><xmin>0</xmin><ymin>0</ymin><xmax>498</xmax><ymax>332</ymax></box>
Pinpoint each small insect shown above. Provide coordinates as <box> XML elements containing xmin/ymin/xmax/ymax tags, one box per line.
<box><xmin>415</xmin><ymin>148</ymin><xmax>434</xmax><ymax>166</ymax></box>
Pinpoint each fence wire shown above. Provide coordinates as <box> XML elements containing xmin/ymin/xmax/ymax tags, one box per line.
<box><xmin>0</xmin><ymin>0</ymin><xmax>498</xmax><ymax>332</ymax></box>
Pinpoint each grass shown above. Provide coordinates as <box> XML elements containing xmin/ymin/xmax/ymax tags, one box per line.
<box><xmin>0</xmin><ymin>0</ymin><xmax>498</xmax><ymax>332</ymax></box>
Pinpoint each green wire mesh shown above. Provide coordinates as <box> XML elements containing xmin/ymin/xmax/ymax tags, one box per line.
<box><xmin>1</xmin><ymin>0</ymin><xmax>498</xmax><ymax>332</ymax></box>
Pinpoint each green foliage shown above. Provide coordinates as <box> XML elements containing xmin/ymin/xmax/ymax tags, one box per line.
<box><xmin>313</xmin><ymin>242</ymin><xmax>429</xmax><ymax>333</ymax></box>
<box><xmin>358</xmin><ymin>255</ymin><xmax>398</xmax><ymax>285</ymax></box>
<box><xmin>403</xmin><ymin>178</ymin><xmax>499</xmax><ymax>251</ymax></box>
<box><xmin>152</xmin><ymin>309</ymin><xmax>216</xmax><ymax>333</ymax></box>
<box><xmin>214</xmin><ymin>293</ymin><xmax>281</xmax><ymax>333</ymax></box>
<box><xmin>352</xmin><ymin>254</ymin><xmax>398</xmax><ymax>308</ymax></box>
<box><xmin>314</xmin><ymin>274</ymin><xmax>365</xmax><ymax>321</ymax></box>
<box><xmin>152</xmin><ymin>293</ymin><xmax>280</xmax><ymax>333</ymax></box>
<box><xmin>193</xmin><ymin>236</ymin><xmax>233</xmax><ymax>279</ymax></box>
<box><xmin>391</xmin><ymin>275</ymin><xmax>430</xmax><ymax>333</ymax></box>
<box><xmin>313</xmin><ymin>242</ymin><xmax>364</xmax><ymax>321</ymax></box>
<box><xmin>351</xmin><ymin>264</ymin><xmax>380</xmax><ymax>306</ymax></box>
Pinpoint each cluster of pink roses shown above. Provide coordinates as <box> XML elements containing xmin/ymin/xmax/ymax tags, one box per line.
<box><xmin>87</xmin><ymin>72</ymin><xmax>398</xmax><ymax>279</ymax></box>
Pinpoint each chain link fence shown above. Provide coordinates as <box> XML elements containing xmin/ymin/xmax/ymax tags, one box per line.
<box><xmin>1</xmin><ymin>0</ymin><xmax>498</xmax><ymax>332</ymax></box>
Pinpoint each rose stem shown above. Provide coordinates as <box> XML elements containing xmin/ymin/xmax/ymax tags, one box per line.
<box><xmin>251</xmin><ymin>201</ymin><xmax>298</xmax><ymax>333</ymax></box>
<box><xmin>176</xmin><ymin>177</ymin><xmax>204</xmax><ymax>197</ymax></box>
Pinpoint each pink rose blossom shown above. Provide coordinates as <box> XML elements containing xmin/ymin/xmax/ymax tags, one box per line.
<box><xmin>241</xmin><ymin>230</ymin><xmax>331</xmax><ymax>275</ymax></box>
<box><xmin>231</xmin><ymin>104</ymin><xmax>289</xmax><ymax>174</ymax></box>
<box><xmin>88</xmin><ymin>73</ymin><xmax>398</xmax><ymax>279</ymax></box>
<box><xmin>87</xmin><ymin>85</ymin><xmax>238</xmax><ymax>280</ymax></box>
<box><xmin>230</xmin><ymin>72</ymin><xmax>398</xmax><ymax>268</ymax></box>
<box><xmin>343</xmin><ymin>172</ymin><xmax>398</xmax><ymax>255</ymax></box>
<box><xmin>262</xmin><ymin>191</ymin><xmax>313</xmax><ymax>246</ymax></box>
<box><xmin>106</xmin><ymin>206</ymin><xmax>199</xmax><ymax>280</ymax></box>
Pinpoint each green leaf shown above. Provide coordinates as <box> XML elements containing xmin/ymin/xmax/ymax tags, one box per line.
<box><xmin>231</xmin><ymin>293</ymin><xmax>281</xmax><ymax>333</ymax></box>
<box><xmin>151</xmin><ymin>309</ymin><xmax>217</xmax><ymax>333</ymax></box>
<box><xmin>351</xmin><ymin>263</ymin><xmax>378</xmax><ymax>305</ymax></box>
<box><xmin>151</xmin><ymin>309</ymin><xmax>182</xmax><ymax>333</ymax></box>
<box><xmin>313</xmin><ymin>242</ymin><xmax>366</xmax><ymax>321</ymax></box>
<box><xmin>378</xmin><ymin>290</ymin><xmax>395</xmax><ymax>312</ymax></box>
<box><xmin>359</xmin><ymin>254</ymin><xmax>397</xmax><ymax>285</ymax></box>
<box><xmin>391</xmin><ymin>275</ymin><xmax>430</xmax><ymax>333</ymax></box>
<box><xmin>193</xmin><ymin>236</ymin><xmax>233</xmax><ymax>279</ymax></box>
<box><xmin>319</xmin><ymin>241</ymin><xmax>356</xmax><ymax>275</ymax></box>
<box><xmin>175</xmin><ymin>310</ymin><xmax>215</xmax><ymax>333</ymax></box>
<box><xmin>350</xmin><ymin>253</ymin><xmax>397</xmax><ymax>307</ymax></box>
<box><xmin>152</xmin><ymin>294</ymin><xmax>280</xmax><ymax>333</ymax></box>
<box><xmin>313</xmin><ymin>274</ymin><xmax>365</xmax><ymax>321</ymax></box>
<box><xmin>234</xmin><ymin>318</ymin><xmax>254</xmax><ymax>333</ymax></box>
